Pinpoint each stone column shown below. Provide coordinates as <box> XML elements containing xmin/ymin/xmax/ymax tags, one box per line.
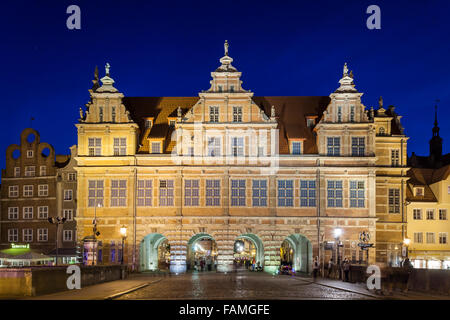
<box><xmin>169</xmin><ymin>237</ymin><xmax>187</xmax><ymax>273</ymax></box>
<box><xmin>262</xmin><ymin>231</ymin><xmax>281</xmax><ymax>273</ymax></box>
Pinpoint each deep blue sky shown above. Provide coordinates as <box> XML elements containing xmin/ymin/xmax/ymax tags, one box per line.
<box><xmin>0</xmin><ymin>0</ymin><xmax>449</xmax><ymax>169</ymax></box>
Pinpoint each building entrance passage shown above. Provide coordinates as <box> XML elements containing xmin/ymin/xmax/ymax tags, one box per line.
<box><xmin>187</xmin><ymin>234</ymin><xmax>218</xmax><ymax>272</ymax></box>
<box><xmin>233</xmin><ymin>238</ymin><xmax>256</xmax><ymax>270</ymax></box>
<box><xmin>280</xmin><ymin>234</ymin><xmax>313</xmax><ymax>274</ymax></box>
<box><xmin>139</xmin><ymin>233</ymin><xmax>170</xmax><ymax>271</ymax></box>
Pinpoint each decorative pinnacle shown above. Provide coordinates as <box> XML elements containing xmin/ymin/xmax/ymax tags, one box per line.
<box><xmin>224</xmin><ymin>40</ymin><xmax>229</xmax><ymax>56</ymax></box>
<box><xmin>343</xmin><ymin>62</ymin><xmax>348</xmax><ymax>76</ymax></box>
<box><xmin>105</xmin><ymin>63</ymin><xmax>110</xmax><ymax>76</ymax></box>
<box><xmin>379</xmin><ymin>96</ymin><xmax>383</xmax><ymax>108</ymax></box>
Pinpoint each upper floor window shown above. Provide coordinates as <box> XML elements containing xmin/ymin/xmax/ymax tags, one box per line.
<box><xmin>25</xmin><ymin>166</ymin><xmax>35</xmax><ymax>177</ymax></box>
<box><xmin>88</xmin><ymin>180</ymin><xmax>104</xmax><ymax>207</ymax></box>
<box><xmin>151</xmin><ymin>141</ymin><xmax>161</xmax><ymax>154</ymax></box>
<box><xmin>88</xmin><ymin>138</ymin><xmax>102</xmax><ymax>156</ymax></box>
<box><xmin>414</xmin><ymin>232</ymin><xmax>423</xmax><ymax>243</ymax></box>
<box><xmin>159</xmin><ymin>180</ymin><xmax>174</xmax><ymax>206</ymax></box>
<box><xmin>231</xmin><ymin>137</ymin><xmax>244</xmax><ymax>156</ymax></box>
<box><xmin>278</xmin><ymin>180</ymin><xmax>294</xmax><ymax>207</ymax></box>
<box><xmin>391</xmin><ymin>149</ymin><xmax>400</xmax><ymax>167</ymax></box>
<box><xmin>209</xmin><ymin>106</ymin><xmax>219</xmax><ymax>122</ymax></box>
<box><xmin>99</xmin><ymin>107</ymin><xmax>104</xmax><ymax>122</ymax></box>
<box><xmin>327</xmin><ymin>180</ymin><xmax>343</xmax><ymax>207</ymax></box>
<box><xmin>9</xmin><ymin>185</ymin><xmax>19</xmax><ymax>198</ymax></box>
<box><xmin>63</xmin><ymin>209</ymin><xmax>73</xmax><ymax>221</ymax></box>
<box><xmin>413</xmin><ymin>209</ymin><xmax>422</xmax><ymax>220</ymax></box>
<box><xmin>64</xmin><ymin>189</ymin><xmax>73</xmax><ymax>201</ymax></box>
<box><xmin>23</xmin><ymin>207</ymin><xmax>33</xmax><ymax>219</ymax></box>
<box><xmin>207</xmin><ymin>137</ymin><xmax>221</xmax><ymax>157</ymax></box>
<box><xmin>169</xmin><ymin>120</ymin><xmax>176</xmax><ymax>127</ymax></box>
<box><xmin>351</xmin><ymin>137</ymin><xmax>365</xmax><ymax>156</ymax></box>
<box><xmin>40</xmin><ymin>166</ymin><xmax>46</xmax><ymax>176</ymax></box>
<box><xmin>111</xmin><ymin>107</ymin><xmax>116</xmax><ymax>122</ymax></box>
<box><xmin>8</xmin><ymin>207</ymin><xmax>18</xmax><ymax>220</ymax></box>
<box><xmin>231</xmin><ymin>179</ymin><xmax>246</xmax><ymax>207</ymax></box>
<box><xmin>388</xmin><ymin>188</ymin><xmax>400</xmax><ymax>213</ymax></box>
<box><xmin>145</xmin><ymin>119</ymin><xmax>153</xmax><ymax>129</ymax></box>
<box><xmin>426</xmin><ymin>232</ymin><xmax>435</xmax><ymax>244</ymax></box>
<box><xmin>439</xmin><ymin>209</ymin><xmax>447</xmax><ymax>220</ymax></box>
<box><xmin>291</xmin><ymin>141</ymin><xmax>302</xmax><ymax>155</ymax></box>
<box><xmin>230</xmin><ymin>85</ymin><xmax>235</xmax><ymax>92</ymax></box>
<box><xmin>337</xmin><ymin>106</ymin><xmax>342</xmax><ymax>123</ymax></box>
<box><xmin>14</xmin><ymin>167</ymin><xmax>20</xmax><ymax>178</ymax></box>
<box><xmin>8</xmin><ymin>229</ymin><xmax>18</xmax><ymax>242</ymax></box>
<box><xmin>64</xmin><ymin>230</ymin><xmax>73</xmax><ymax>242</ymax></box>
<box><xmin>184</xmin><ymin>179</ymin><xmax>199</xmax><ymax>206</ymax></box>
<box><xmin>111</xmin><ymin>180</ymin><xmax>127</xmax><ymax>207</ymax></box>
<box><xmin>350</xmin><ymin>106</ymin><xmax>355</xmax><ymax>122</ymax></box>
<box><xmin>306</xmin><ymin>118</ymin><xmax>315</xmax><ymax>128</ymax></box>
<box><xmin>426</xmin><ymin>209</ymin><xmax>435</xmax><ymax>220</ymax></box>
<box><xmin>23</xmin><ymin>229</ymin><xmax>33</xmax><ymax>242</ymax></box>
<box><xmin>38</xmin><ymin>184</ymin><xmax>49</xmax><ymax>197</ymax></box>
<box><xmin>206</xmin><ymin>180</ymin><xmax>220</xmax><ymax>206</ymax></box>
<box><xmin>252</xmin><ymin>180</ymin><xmax>267</xmax><ymax>207</ymax></box>
<box><xmin>439</xmin><ymin>233</ymin><xmax>448</xmax><ymax>244</ymax></box>
<box><xmin>327</xmin><ymin>137</ymin><xmax>340</xmax><ymax>156</ymax></box>
<box><xmin>414</xmin><ymin>187</ymin><xmax>424</xmax><ymax>197</ymax></box>
<box><xmin>27</xmin><ymin>150</ymin><xmax>34</xmax><ymax>158</ymax></box>
<box><xmin>218</xmin><ymin>85</ymin><xmax>223</xmax><ymax>92</ymax></box>
<box><xmin>38</xmin><ymin>206</ymin><xmax>48</xmax><ymax>219</ymax></box>
<box><xmin>379</xmin><ymin>127</ymin><xmax>385</xmax><ymax>135</ymax></box>
<box><xmin>349</xmin><ymin>181</ymin><xmax>365</xmax><ymax>208</ymax></box>
<box><xmin>300</xmin><ymin>180</ymin><xmax>316</xmax><ymax>207</ymax></box>
<box><xmin>137</xmin><ymin>180</ymin><xmax>153</xmax><ymax>207</ymax></box>
<box><xmin>233</xmin><ymin>107</ymin><xmax>242</xmax><ymax>122</ymax></box>
<box><xmin>113</xmin><ymin>138</ymin><xmax>127</xmax><ymax>156</ymax></box>
<box><xmin>23</xmin><ymin>185</ymin><xmax>33</xmax><ymax>197</ymax></box>
<box><xmin>68</xmin><ymin>173</ymin><xmax>76</xmax><ymax>181</ymax></box>
<box><xmin>38</xmin><ymin>229</ymin><xmax>48</xmax><ymax>242</ymax></box>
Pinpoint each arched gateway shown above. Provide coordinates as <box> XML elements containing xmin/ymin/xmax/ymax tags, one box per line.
<box><xmin>280</xmin><ymin>234</ymin><xmax>312</xmax><ymax>274</ymax></box>
<box><xmin>139</xmin><ymin>233</ymin><xmax>170</xmax><ymax>271</ymax></box>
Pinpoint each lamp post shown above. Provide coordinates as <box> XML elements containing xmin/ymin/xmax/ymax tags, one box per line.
<box><xmin>403</xmin><ymin>238</ymin><xmax>410</xmax><ymax>259</ymax></box>
<box><xmin>120</xmin><ymin>226</ymin><xmax>127</xmax><ymax>265</ymax></box>
<box><xmin>48</xmin><ymin>216</ymin><xmax>67</xmax><ymax>266</ymax></box>
<box><xmin>334</xmin><ymin>228</ymin><xmax>342</xmax><ymax>279</ymax></box>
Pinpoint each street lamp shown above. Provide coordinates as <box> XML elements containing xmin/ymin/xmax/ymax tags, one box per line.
<box><xmin>403</xmin><ymin>238</ymin><xmax>410</xmax><ymax>259</ymax></box>
<box><xmin>120</xmin><ymin>226</ymin><xmax>127</xmax><ymax>265</ymax></box>
<box><xmin>334</xmin><ymin>228</ymin><xmax>343</xmax><ymax>279</ymax></box>
<box><xmin>48</xmin><ymin>216</ymin><xmax>67</xmax><ymax>266</ymax></box>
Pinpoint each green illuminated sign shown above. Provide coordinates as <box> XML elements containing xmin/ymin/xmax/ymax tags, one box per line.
<box><xmin>11</xmin><ymin>243</ymin><xmax>30</xmax><ymax>249</ymax></box>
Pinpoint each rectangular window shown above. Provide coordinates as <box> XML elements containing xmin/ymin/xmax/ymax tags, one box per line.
<box><xmin>23</xmin><ymin>185</ymin><xmax>33</xmax><ymax>197</ymax></box>
<box><xmin>231</xmin><ymin>179</ymin><xmax>246</xmax><ymax>207</ymax></box>
<box><xmin>111</xmin><ymin>180</ymin><xmax>127</xmax><ymax>207</ymax></box>
<box><xmin>14</xmin><ymin>167</ymin><xmax>20</xmax><ymax>177</ymax></box>
<box><xmin>68</xmin><ymin>173</ymin><xmax>76</xmax><ymax>181</ymax></box>
<box><xmin>38</xmin><ymin>229</ymin><xmax>48</xmax><ymax>242</ymax></box>
<box><xmin>169</xmin><ymin>120</ymin><xmax>176</xmax><ymax>127</ymax></box>
<box><xmin>99</xmin><ymin>107</ymin><xmax>103</xmax><ymax>122</ymax></box>
<box><xmin>8</xmin><ymin>229</ymin><xmax>18</xmax><ymax>242</ymax></box>
<box><xmin>327</xmin><ymin>137</ymin><xmax>340</xmax><ymax>156</ymax></box>
<box><xmin>327</xmin><ymin>180</ymin><xmax>343</xmax><ymax>207</ymax></box>
<box><xmin>207</xmin><ymin>137</ymin><xmax>221</xmax><ymax>157</ymax></box>
<box><xmin>25</xmin><ymin>166</ymin><xmax>35</xmax><ymax>177</ymax></box>
<box><xmin>88</xmin><ymin>180</ymin><xmax>104</xmax><ymax>207</ymax></box>
<box><xmin>414</xmin><ymin>232</ymin><xmax>423</xmax><ymax>243</ymax></box>
<box><xmin>23</xmin><ymin>229</ymin><xmax>33</xmax><ymax>242</ymax></box>
<box><xmin>292</xmin><ymin>141</ymin><xmax>302</xmax><ymax>155</ymax></box>
<box><xmin>350</xmin><ymin>106</ymin><xmax>355</xmax><ymax>122</ymax></box>
<box><xmin>233</xmin><ymin>106</ymin><xmax>242</xmax><ymax>122</ymax></box>
<box><xmin>351</xmin><ymin>137</ymin><xmax>365</xmax><ymax>156</ymax></box>
<box><xmin>349</xmin><ymin>181</ymin><xmax>365</xmax><ymax>208</ymax></box>
<box><xmin>337</xmin><ymin>106</ymin><xmax>342</xmax><ymax>122</ymax></box>
<box><xmin>258</xmin><ymin>146</ymin><xmax>265</xmax><ymax>157</ymax></box>
<box><xmin>391</xmin><ymin>149</ymin><xmax>400</xmax><ymax>166</ymax></box>
<box><xmin>252</xmin><ymin>180</ymin><xmax>267</xmax><ymax>207</ymax></box>
<box><xmin>278</xmin><ymin>180</ymin><xmax>294</xmax><ymax>207</ymax></box>
<box><xmin>206</xmin><ymin>180</ymin><xmax>220</xmax><ymax>206</ymax></box>
<box><xmin>63</xmin><ymin>230</ymin><xmax>73</xmax><ymax>242</ymax></box>
<box><xmin>8</xmin><ymin>207</ymin><xmax>19</xmax><ymax>220</ymax></box>
<box><xmin>307</xmin><ymin>118</ymin><xmax>315</xmax><ymax>128</ymax></box>
<box><xmin>27</xmin><ymin>150</ymin><xmax>33</xmax><ymax>158</ymax></box>
<box><xmin>230</xmin><ymin>85</ymin><xmax>234</xmax><ymax>92</ymax></box>
<box><xmin>151</xmin><ymin>142</ymin><xmax>161</xmax><ymax>154</ymax></box>
<box><xmin>64</xmin><ymin>189</ymin><xmax>73</xmax><ymax>201</ymax></box>
<box><xmin>439</xmin><ymin>209</ymin><xmax>447</xmax><ymax>220</ymax></box>
<box><xmin>38</xmin><ymin>206</ymin><xmax>49</xmax><ymax>219</ymax></box>
<box><xmin>145</xmin><ymin>119</ymin><xmax>152</xmax><ymax>129</ymax></box>
<box><xmin>9</xmin><ymin>185</ymin><xmax>19</xmax><ymax>198</ymax></box>
<box><xmin>439</xmin><ymin>233</ymin><xmax>448</xmax><ymax>244</ymax></box>
<box><xmin>113</xmin><ymin>137</ymin><xmax>127</xmax><ymax>155</ymax></box>
<box><xmin>88</xmin><ymin>138</ymin><xmax>101</xmax><ymax>156</ymax></box>
<box><xmin>111</xmin><ymin>107</ymin><xmax>116</xmax><ymax>122</ymax></box>
<box><xmin>231</xmin><ymin>137</ymin><xmax>244</xmax><ymax>156</ymax></box>
<box><xmin>23</xmin><ymin>207</ymin><xmax>33</xmax><ymax>219</ymax></box>
<box><xmin>40</xmin><ymin>166</ymin><xmax>47</xmax><ymax>176</ymax></box>
<box><xmin>426</xmin><ymin>232</ymin><xmax>435</xmax><ymax>244</ymax></box>
<box><xmin>39</xmin><ymin>184</ymin><xmax>49</xmax><ymax>197</ymax></box>
<box><xmin>300</xmin><ymin>180</ymin><xmax>316</xmax><ymax>207</ymax></box>
<box><xmin>159</xmin><ymin>180</ymin><xmax>174</xmax><ymax>206</ymax></box>
<box><xmin>413</xmin><ymin>209</ymin><xmax>422</xmax><ymax>220</ymax></box>
<box><xmin>184</xmin><ymin>180</ymin><xmax>199</xmax><ymax>206</ymax></box>
<box><xmin>388</xmin><ymin>189</ymin><xmax>400</xmax><ymax>213</ymax></box>
<box><xmin>209</xmin><ymin>106</ymin><xmax>219</xmax><ymax>122</ymax></box>
<box><xmin>63</xmin><ymin>209</ymin><xmax>73</xmax><ymax>221</ymax></box>
<box><xmin>110</xmin><ymin>241</ymin><xmax>116</xmax><ymax>263</ymax></box>
<box><xmin>414</xmin><ymin>187</ymin><xmax>424</xmax><ymax>197</ymax></box>
<box><xmin>137</xmin><ymin>180</ymin><xmax>153</xmax><ymax>207</ymax></box>
<box><xmin>426</xmin><ymin>209</ymin><xmax>435</xmax><ymax>220</ymax></box>
<box><xmin>218</xmin><ymin>85</ymin><xmax>223</xmax><ymax>92</ymax></box>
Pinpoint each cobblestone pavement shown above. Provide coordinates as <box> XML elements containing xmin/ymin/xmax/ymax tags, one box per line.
<box><xmin>116</xmin><ymin>272</ymin><xmax>378</xmax><ymax>300</ymax></box>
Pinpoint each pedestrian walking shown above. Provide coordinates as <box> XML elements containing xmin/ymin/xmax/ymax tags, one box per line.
<box><xmin>402</xmin><ymin>257</ymin><xmax>413</xmax><ymax>292</ymax></box>
<box><xmin>343</xmin><ymin>258</ymin><xmax>350</xmax><ymax>282</ymax></box>
<box><xmin>313</xmin><ymin>256</ymin><xmax>319</xmax><ymax>281</ymax></box>
<box><xmin>327</xmin><ymin>259</ymin><xmax>334</xmax><ymax>278</ymax></box>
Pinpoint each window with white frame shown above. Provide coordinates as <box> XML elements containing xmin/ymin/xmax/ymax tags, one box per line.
<box><xmin>291</xmin><ymin>141</ymin><xmax>302</xmax><ymax>155</ymax></box>
<box><xmin>145</xmin><ymin>119</ymin><xmax>152</xmax><ymax>129</ymax></box>
<box><xmin>23</xmin><ymin>185</ymin><xmax>33</xmax><ymax>197</ymax></box>
<box><xmin>337</xmin><ymin>106</ymin><xmax>342</xmax><ymax>122</ymax></box>
<box><xmin>137</xmin><ymin>180</ymin><xmax>153</xmax><ymax>207</ymax></box>
<box><xmin>231</xmin><ymin>137</ymin><xmax>244</xmax><ymax>156</ymax></box>
<box><xmin>159</xmin><ymin>180</ymin><xmax>174</xmax><ymax>206</ymax></box>
<box><xmin>231</xmin><ymin>179</ymin><xmax>246</xmax><ymax>207</ymax></box>
<box><xmin>350</xmin><ymin>106</ymin><xmax>355</xmax><ymax>122</ymax></box>
<box><xmin>68</xmin><ymin>173</ymin><xmax>76</xmax><ymax>181</ymax></box>
<box><xmin>252</xmin><ymin>180</ymin><xmax>267</xmax><ymax>207</ymax></box>
<box><xmin>414</xmin><ymin>232</ymin><xmax>423</xmax><ymax>243</ymax></box>
<box><xmin>23</xmin><ymin>229</ymin><xmax>33</xmax><ymax>242</ymax></box>
<box><xmin>38</xmin><ymin>206</ymin><xmax>48</xmax><ymax>219</ymax></box>
<box><xmin>388</xmin><ymin>188</ymin><xmax>400</xmax><ymax>213</ymax></box>
<box><xmin>8</xmin><ymin>229</ymin><xmax>18</xmax><ymax>242</ymax></box>
<box><xmin>300</xmin><ymin>180</ymin><xmax>316</xmax><ymax>207</ymax></box>
<box><xmin>113</xmin><ymin>137</ymin><xmax>127</xmax><ymax>155</ymax></box>
<box><xmin>414</xmin><ymin>187</ymin><xmax>424</xmax><ymax>197</ymax></box>
<box><xmin>14</xmin><ymin>167</ymin><xmax>20</xmax><ymax>177</ymax></box>
<box><xmin>233</xmin><ymin>107</ymin><xmax>242</xmax><ymax>122</ymax></box>
<box><xmin>413</xmin><ymin>209</ymin><xmax>422</xmax><ymax>220</ymax></box>
<box><xmin>278</xmin><ymin>180</ymin><xmax>294</xmax><ymax>207</ymax></box>
<box><xmin>349</xmin><ymin>181</ymin><xmax>365</xmax><ymax>208</ymax></box>
<box><xmin>327</xmin><ymin>137</ymin><xmax>340</xmax><ymax>156</ymax></box>
<box><xmin>8</xmin><ymin>207</ymin><xmax>18</xmax><ymax>220</ymax></box>
<box><xmin>40</xmin><ymin>166</ymin><xmax>46</xmax><ymax>176</ymax></box>
<box><xmin>391</xmin><ymin>149</ymin><xmax>400</xmax><ymax>167</ymax></box>
<box><xmin>439</xmin><ymin>209</ymin><xmax>447</xmax><ymax>220</ymax></box>
<box><xmin>27</xmin><ymin>150</ymin><xmax>33</xmax><ymax>158</ymax></box>
<box><xmin>88</xmin><ymin>138</ymin><xmax>102</xmax><ymax>156</ymax></box>
<box><xmin>439</xmin><ymin>232</ymin><xmax>448</xmax><ymax>244</ymax></box>
<box><xmin>38</xmin><ymin>184</ymin><xmax>49</xmax><ymax>197</ymax></box>
<box><xmin>38</xmin><ymin>228</ymin><xmax>48</xmax><ymax>242</ymax></box>
<box><xmin>23</xmin><ymin>207</ymin><xmax>33</xmax><ymax>219</ymax></box>
<box><xmin>9</xmin><ymin>185</ymin><xmax>19</xmax><ymax>198</ymax></box>
<box><xmin>327</xmin><ymin>180</ymin><xmax>343</xmax><ymax>207</ymax></box>
<box><xmin>426</xmin><ymin>209</ymin><xmax>435</xmax><ymax>220</ymax></box>
<box><xmin>184</xmin><ymin>180</ymin><xmax>199</xmax><ymax>206</ymax></box>
<box><xmin>351</xmin><ymin>137</ymin><xmax>365</xmax><ymax>156</ymax></box>
<box><xmin>426</xmin><ymin>232</ymin><xmax>435</xmax><ymax>244</ymax></box>
<box><xmin>307</xmin><ymin>118</ymin><xmax>315</xmax><ymax>128</ymax></box>
<box><xmin>258</xmin><ymin>146</ymin><xmax>265</xmax><ymax>157</ymax></box>
<box><xmin>111</xmin><ymin>180</ymin><xmax>127</xmax><ymax>207</ymax></box>
<box><xmin>207</xmin><ymin>137</ymin><xmax>221</xmax><ymax>156</ymax></box>
<box><xmin>209</xmin><ymin>106</ymin><xmax>219</xmax><ymax>122</ymax></box>
<box><xmin>151</xmin><ymin>141</ymin><xmax>161</xmax><ymax>154</ymax></box>
<box><xmin>63</xmin><ymin>209</ymin><xmax>73</xmax><ymax>221</ymax></box>
<box><xmin>64</xmin><ymin>189</ymin><xmax>73</xmax><ymax>201</ymax></box>
<box><xmin>63</xmin><ymin>230</ymin><xmax>73</xmax><ymax>242</ymax></box>
<box><xmin>206</xmin><ymin>180</ymin><xmax>220</xmax><ymax>206</ymax></box>
<box><xmin>25</xmin><ymin>166</ymin><xmax>35</xmax><ymax>177</ymax></box>
<box><xmin>88</xmin><ymin>180</ymin><xmax>104</xmax><ymax>207</ymax></box>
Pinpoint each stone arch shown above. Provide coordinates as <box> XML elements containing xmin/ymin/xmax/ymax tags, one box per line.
<box><xmin>282</xmin><ymin>234</ymin><xmax>313</xmax><ymax>274</ymax></box>
<box><xmin>235</xmin><ymin>233</ymin><xmax>265</xmax><ymax>267</ymax></box>
<box><xmin>139</xmin><ymin>233</ymin><xmax>169</xmax><ymax>271</ymax></box>
<box><xmin>20</xmin><ymin>128</ymin><xmax>40</xmax><ymax>146</ymax></box>
<box><xmin>186</xmin><ymin>233</ymin><xmax>217</xmax><ymax>272</ymax></box>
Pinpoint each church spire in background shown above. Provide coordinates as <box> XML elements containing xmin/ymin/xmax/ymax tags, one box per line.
<box><xmin>429</xmin><ymin>100</ymin><xmax>443</xmax><ymax>163</ymax></box>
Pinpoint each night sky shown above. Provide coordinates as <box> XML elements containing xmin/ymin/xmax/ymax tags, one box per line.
<box><xmin>1</xmin><ymin>0</ymin><xmax>449</xmax><ymax>169</ymax></box>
